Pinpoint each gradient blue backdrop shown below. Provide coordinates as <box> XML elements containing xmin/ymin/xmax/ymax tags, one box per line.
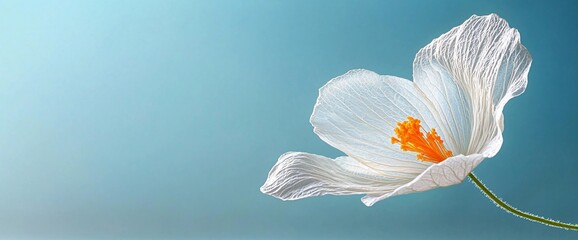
<box><xmin>0</xmin><ymin>0</ymin><xmax>577</xmax><ymax>239</ymax></box>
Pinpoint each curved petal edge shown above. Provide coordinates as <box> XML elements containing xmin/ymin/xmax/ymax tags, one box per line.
<box><xmin>361</xmin><ymin>154</ymin><xmax>485</xmax><ymax>206</ymax></box>
<box><xmin>261</xmin><ymin>152</ymin><xmax>408</xmax><ymax>201</ymax></box>
<box><xmin>413</xmin><ymin>14</ymin><xmax>532</xmax><ymax>158</ymax></box>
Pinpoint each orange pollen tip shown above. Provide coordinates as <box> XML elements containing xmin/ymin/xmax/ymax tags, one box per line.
<box><xmin>391</xmin><ymin>116</ymin><xmax>453</xmax><ymax>163</ymax></box>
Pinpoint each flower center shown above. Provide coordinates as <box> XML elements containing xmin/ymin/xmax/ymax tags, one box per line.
<box><xmin>391</xmin><ymin>116</ymin><xmax>454</xmax><ymax>163</ymax></box>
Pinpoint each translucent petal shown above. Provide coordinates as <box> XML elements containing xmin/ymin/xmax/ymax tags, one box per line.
<box><xmin>413</xmin><ymin>14</ymin><xmax>532</xmax><ymax>157</ymax></box>
<box><xmin>260</xmin><ymin>152</ymin><xmax>409</xmax><ymax>201</ymax></box>
<box><xmin>361</xmin><ymin>154</ymin><xmax>484</xmax><ymax>206</ymax></box>
<box><xmin>310</xmin><ymin>69</ymin><xmax>445</xmax><ymax>179</ymax></box>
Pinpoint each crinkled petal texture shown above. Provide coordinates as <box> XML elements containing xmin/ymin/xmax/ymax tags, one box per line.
<box><xmin>361</xmin><ymin>154</ymin><xmax>484</xmax><ymax>206</ymax></box>
<box><xmin>261</xmin><ymin>14</ymin><xmax>531</xmax><ymax>206</ymax></box>
<box><xmin>311</xmin><ymin>70</ymin><xmax>438</xmax><ymax>180</ymax></box>
<box><xmin>261</xmin><ymin>152</ymin><xmax>408</xmax><ymax>201</ymax></box>
<box><xmin>414</xmin><ymin>14</ymin><xmax>531</xmax><ymax>157</ymax></box>
<box><xmin>261</xmin><ymin>152</ymin><xmax>483</xmax><ymax>206</ymax></box>
<box><xmin>262</xmin><ymin>69</ymin><xmax>487</xmax><ymax>206</ymax></box>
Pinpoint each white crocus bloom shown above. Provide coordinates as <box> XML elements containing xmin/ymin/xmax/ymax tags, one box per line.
<box><xmin>261</xmin><ymin>14</ymin><xmax>532</xmax><ymax>207</ymax></box>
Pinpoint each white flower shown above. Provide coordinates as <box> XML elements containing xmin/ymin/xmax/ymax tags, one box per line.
<box><xmin>260</xmin><ymin>14</ymin><xmax>532</xmax><ymax>206</ymax></box>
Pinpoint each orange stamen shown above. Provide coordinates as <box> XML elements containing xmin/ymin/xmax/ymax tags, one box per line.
<box><xmin>391</xmin><ymin>116</ymin><xmax>453</xmax><ymax>163</ymax></box>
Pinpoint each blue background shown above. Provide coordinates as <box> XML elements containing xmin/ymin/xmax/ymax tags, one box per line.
<box><xmin>0</xmin><ymin>0</ymin><xmax>577</xmax><ymax>239</ymax></box>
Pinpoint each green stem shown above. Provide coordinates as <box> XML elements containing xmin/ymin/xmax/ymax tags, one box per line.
<box><xmin>468</xmin><ymin>172</ymin><xmax>578</xmax><ymax>230</ymax></box>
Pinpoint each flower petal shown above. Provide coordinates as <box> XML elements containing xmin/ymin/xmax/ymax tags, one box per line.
<box><xmin>310</xmin><ymin>69</ymin><xmax>447</xmax><ymax>179</ymax></box>
<box><xmin>413</xmin><ymin>14</ymin><xmax>532</xmax><ymax>157</ymax></box>
<box><xmin>260</xmin><ymin>152</ymin><xmax>408</xmax><ymax>201</ymax></box>
<box><xmin>361</xmin><ymin>154</ymin><xmax>484</xmax><ymax>206</ymax></box>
